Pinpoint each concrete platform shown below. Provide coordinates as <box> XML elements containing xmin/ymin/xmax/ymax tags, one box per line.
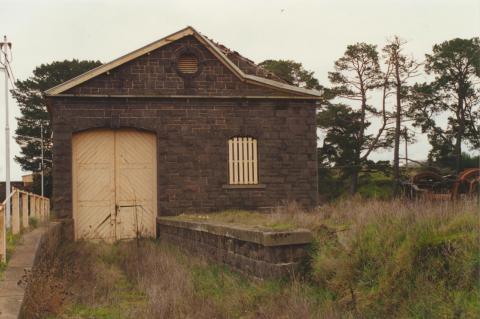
<box><xmin>0</xmin><ymin>227</ymin><xmax>47</xmax><ymax>319</ymax></box>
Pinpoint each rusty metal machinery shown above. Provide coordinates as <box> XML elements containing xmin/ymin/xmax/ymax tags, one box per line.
<box><xmin>451</xmin><ymin>168</ymin><xmax>480</xmax><ymax>199</ymax></box>
<box><xmin>403</xmin><ymin>168</ymin><xmax>479</xmax><ymax>200</ymax></box>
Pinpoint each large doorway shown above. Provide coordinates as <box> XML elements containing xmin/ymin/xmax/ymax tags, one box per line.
<box><xmin>72</xmin><ymin>129</ymin><xmax>157</xmax><ymax>241</ymax></box>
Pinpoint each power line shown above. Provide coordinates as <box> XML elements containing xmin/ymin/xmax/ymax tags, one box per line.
<box><xmin>4</xmin><ymin>63</ymin><xmax>15</xmax><ymax>88</ymax></box>
<box><xmin>0</xmin><ymin>35</ymin><xmax>12</xmax><ymax>233</ymax></box>
<box><xmin>0</xmin><ymin>43</ymin><xmax>16</xmax><ymax>88</ymax></box>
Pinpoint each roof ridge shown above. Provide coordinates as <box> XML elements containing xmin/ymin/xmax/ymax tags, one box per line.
<box><xmin>45</xmin><ymin>27</ymin><xmax>322</xmax><ymax>98</ymax></box>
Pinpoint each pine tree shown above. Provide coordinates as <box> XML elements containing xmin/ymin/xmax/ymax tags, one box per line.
<box><xmin>409</xmin><ymin>38</ymin><xmax>480</xmax><ymax>172</ymax></box>
<box><xmin>12</xmin><ymin>59</ymin><xmax>102</xmax><ymax>195</ymax></box>
<box><xmin>259</xmin><ymin>59</ymin><xmax>323</xmax><ymax>90</ymax></box>
<box><xmin>328</xmin><ymin>43</ymin><xmax>392</xmax><ymax>194</ymax></box>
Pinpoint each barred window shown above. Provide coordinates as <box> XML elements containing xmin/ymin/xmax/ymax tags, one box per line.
<box><xmin>228</xmin><ymin>137</ymin><xmax>258</xmax><ymax>185</ymax></box>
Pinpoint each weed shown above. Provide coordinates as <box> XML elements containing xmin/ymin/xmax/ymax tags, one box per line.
<box><xmin>29</xmin><ymin>217</ymin><xmax>39</xmax><ymax>228</ymax></box>
<box><xmin>23</xmin><ymin>198</ymin><xmax>480</xmax><ymax>318</ymax></box>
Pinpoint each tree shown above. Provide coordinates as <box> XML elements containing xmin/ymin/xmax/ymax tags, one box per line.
<box><xmin>318</xmin><ymin>103</ymin><xmax>396</xmax><ymax>199</ymax></box>
<box><xmin>317</xmin><ymin>104</ymin><xmax>362</xmax><ymax>199</ymax></box>
<box><xmin>382</xmin><ymin>36</ymin><xmax>420</xmax><ymax>194</ymax></box>
<box><xmin>12</xmin><ymin>59</ymin><xmax>102</xmax><ymax>196</ymax></box>
<box><xmin>318</xmin><ymin>104</ymin><xmax>363</xmax><ymax>170</ymax></box>
<box><xmin>409</xmin><ymin>38</ymin><xmax>480</xmax><ymax>172</ymax></box>
<box><xmin>328</xmin><ymin>43</ymin><xmax>392</xmax><ymax>194</ymax></box>
<box><xmin>259</xmin><ymin>59</ymin><xmax>322</xmax><ymax>90</ymax></box>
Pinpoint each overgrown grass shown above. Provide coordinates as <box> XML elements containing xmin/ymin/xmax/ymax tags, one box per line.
<box><xmin>119</xmin><ymin>240</ymin><xmax>333</xmax><ymax>318</ymax></box>
<box><xmin>29</xmin><ymin>216</ymin><xmax>39</xmax><ymax>229</ymax></box>
<box><xmin>174</xmin><ymin>209</ymin><xmax>296</xmax><ymax>231</ymax></box>
<box><xmin>0</xmin><ymin>230</ymin><xmax>22</xmax><ymax>279</ymax></box>
<box><xmin>309</xmin><ymin>199</ymin><xmax>480</xmax><ymax>318</ymax></box>
<box><xmin>25</xmin><ymin>198</ymin><xmax>480</xmax><ymax>318</ymax></box>
<box><xmin>357</xmin><ymin>171</ymin><xmax>394</xmax><ymax>199</ymax></box>
<box><xmin>169</xmin><ymin>199</ymin><xmax>480</xmax><ymax>318</ymax></box>
<box><xmin>27</xmin><ymin>240</ymin><xmax>331</xmax><ymax>318</ymax></box>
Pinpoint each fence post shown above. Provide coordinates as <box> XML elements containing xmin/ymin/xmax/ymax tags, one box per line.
<box><xmin>29</xmin><ymin>194</ymin><xmax>35</xmax><ymax>219</ymax></box>
<box><xmin>35</xmin><ymin>196</ymin><xmax>40</xmax><ymax>220</ymax></box>
<box><xmin>22</xmin><ymin>193</ymin><xmax>29</xmax><ymax>229</ymax></box>
<box><xmin>0</xmin><ymin>205</ymin><xmax>5</xmax><ymax>263</ymax></box>
<box><xmin>42</xmin><ymin>198</ymin><xmax>47</xmax><ymax>221</ymax></box>
<box><xmin>40</xmin><ymin>198</ymin><xmax>45</xmax><ymax>221</ymax></box>
<box><xmin>12</xmin><ymin>190</ymin><xmax>20</xmax><ymax>235</ymax></box>
<box><xmin>44</xmin><ymin>199</ymin><xmax>49</xmax><ymax>219</ymax></box>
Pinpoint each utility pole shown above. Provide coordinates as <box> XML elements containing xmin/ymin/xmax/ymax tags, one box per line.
<box><xmin>40</xmin><ymin>123</ymin><xmax>44</xmax><ymax>197</ymax></box>
<box><xmin>404</xmin><ymin>126</ymin><xmax>408</xmax><ymax>170</ymax></box>
<box><xmin>1</xmin><ymin>35</ymin><xmax>12</xmax><ymax>228</ymax></box>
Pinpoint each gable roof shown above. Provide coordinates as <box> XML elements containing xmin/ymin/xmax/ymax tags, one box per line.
<box><xmin>45</xmin><ymin>26</ymin><xmax>322</xmax><ymax>98</ymax></box>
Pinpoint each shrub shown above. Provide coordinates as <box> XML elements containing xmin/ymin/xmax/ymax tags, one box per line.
<box><xmin>312</xmin><ymin>199</ymin><xmax>480</xmax><ymax>318</ymax></box>
<box><xmin>22</xmin><ymin>199</ymin><xmax>480</xmax><ymax>318</ymax></box>
<box><xmin>29</xmin><ymin>217</ymin><xmax>38</xmax><ymax>228</ymax></box>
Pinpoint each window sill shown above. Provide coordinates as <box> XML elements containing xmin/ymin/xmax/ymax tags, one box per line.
<box><xmin>222</xmin><ymin>184</ymin><xmax>266</xmax><ymax>189</ymax></box>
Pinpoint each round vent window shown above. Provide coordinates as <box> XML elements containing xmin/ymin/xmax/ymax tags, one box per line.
<box><xmin>177</xmin><ymin>53</ymin><xmax>199</xmax><ymax>75</ymax></box>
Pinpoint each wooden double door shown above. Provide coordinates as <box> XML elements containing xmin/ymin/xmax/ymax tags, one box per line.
<box><xmin>72</xmin><ymin>129</ymin><xmax>157</xmax><ymax>241</ymax></box>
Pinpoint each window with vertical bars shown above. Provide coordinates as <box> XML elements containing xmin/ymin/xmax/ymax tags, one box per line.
<box><xmin>228</xmin><ymin>137</ymin><xmax>258</xmax><ymax>185</ymax></box>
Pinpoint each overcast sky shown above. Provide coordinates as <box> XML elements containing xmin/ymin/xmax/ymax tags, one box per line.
<box><xmin>1</xmin><ymin>0</ymin><xmax>479</xmax><ymax>180</ymax></box>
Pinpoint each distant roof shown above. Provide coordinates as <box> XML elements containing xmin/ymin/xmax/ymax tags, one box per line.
<box><xmin>45</xmin><ymin>26</ymin><xmax>322</xmax><ymax>98</ymax></box>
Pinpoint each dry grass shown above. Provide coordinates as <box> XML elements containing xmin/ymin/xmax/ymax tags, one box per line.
<box><xmin>120</xmin><ymin>241</ymin><xmax>221</xmax><ymax>318</ymax></box>
<box><xmin>25</xmin><ymin>239</ymin><xmax>328</xmax><ymax>319</ymax></box>
<box><xmin>168</xmin><ymin>198</ymin><xmax>480</xmax><ymax>318</ymax></box>
<box><xmin>117</xmin><ymin>240</ymin><xmax>333</xmax><ymax>318</ymax></box>
<box><xmin>176</xmin><ymin>197</ymin><xmax>479</xmax><ymax>234</ymax></box>
<box><xmin>23</xmin><ymin>198</ymin><xmax>480</xmax><ymax>319</ymax></box>
<box><xmin>306</xmin><ymin>198</ymin><xmax>480</xmax><ymax>318</ymax></box>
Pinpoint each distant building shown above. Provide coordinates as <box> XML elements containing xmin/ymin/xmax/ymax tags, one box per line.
<box><xmin>22</xmin><ymin>173</ymin><xmax>35</xmax><ymax>188</ymax></box>
<box><xmin>0</xmin><ymin>174</ymin><xmax>35</xmax><ymax>202</ymax></box>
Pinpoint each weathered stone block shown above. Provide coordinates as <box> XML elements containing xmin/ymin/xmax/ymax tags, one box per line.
<box><xmin>157</xmin><ymin>217</ymin><xmax>312</xmax><ymax>279</ymax></box>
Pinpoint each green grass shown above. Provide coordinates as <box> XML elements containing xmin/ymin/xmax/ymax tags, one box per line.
<box><xmin>60</xmin><ymin>277</ymin><xmax>147</xmax><ymax>319</ymax></box>
<box><xmin>192</xmin><ymin>263</ymin><xmax>280</xmax><ymax>316</ymax></box>
<box><xmin>357</xmin><ymin>171</ymin><xmax>394</xmax><ymax>199</ymax></box>
<box><xmin>37</xmin><ymin>242</ymin><xmax>149</xmax><ymax>319</ymax></box>
<box><xmin>191</xmin><ymin>262</ymin><xmax>338</xmax><ymax>317</ymax></box>
<box><xmin>312</xmin><ymin>200</ymin><xmax>480</xmax><ymax>318</ymax></box>
<box><xmin>29</xmin><ymin>217</ymin><xmax>39</xmax><ymax>229</ymax></box>
<box><xmin>26</xmin><ymin>199</ymin><xmax>480</xmax><ymax>318</ymax></box>
<box><xmin>62</xmin><ymin>304</ymin><xmax>127</xmax><ymax>319</ymax></box>
<box><xmin>0</xmin><ymin>231</ymin><xmax>22</xmax><ymax>279</ymax></box>
<box><xmin>173</xmin><ymin>209</ymin><xmax>297</xmax><ymax>231</ymax></box>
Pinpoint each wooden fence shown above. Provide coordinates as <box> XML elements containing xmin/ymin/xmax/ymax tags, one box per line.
<box><xmin>0</xmin><ymin>188</ymin><xmax>50</xmax><ymax>262</ymax></box>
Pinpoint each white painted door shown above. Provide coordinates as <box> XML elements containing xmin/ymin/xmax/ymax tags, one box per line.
<box><xmin>72</xmin><ymin>129</ymin><xmax>157</xmax><ymax>241</ymax></box>
<box><xmin>115</xmin><ymin>129</ymin><xmax>157</xmax><ymax>239</ymax></box>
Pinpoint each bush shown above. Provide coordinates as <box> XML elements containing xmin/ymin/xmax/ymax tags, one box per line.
<box><xmin>29</xmin><ymin>217</ymin><xmax>38</xmax><ymax>228</ymax></box>
<box><xmin>22</xmin><ymin>199</ymin><xmax>480</xmax><ymax>318</ymax></box>
<box><xmin>312</xmin><ymin>199</ymin><xmax>480</xmax><ymax>318</ymax></box>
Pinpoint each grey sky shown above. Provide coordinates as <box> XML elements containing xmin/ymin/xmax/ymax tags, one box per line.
<box><xmin>1</xmin><ymin>0</ymin><xmax>479</xmax><ymax>180</ymax></box>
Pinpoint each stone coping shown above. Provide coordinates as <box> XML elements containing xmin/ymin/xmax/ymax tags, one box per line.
<box><xmin>157</xmin><ymin>217</ymin><xmax>312</xmax><ymax>247</ymax></box>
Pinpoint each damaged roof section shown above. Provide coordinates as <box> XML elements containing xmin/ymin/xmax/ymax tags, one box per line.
<box><xmin>207</xmin><ymin>37</ymin><xmax>289</xmax><ymax>84</ymax></box>
<box><xmin>45</xmin><ymin>26</ymin><xmax>322</xmax><ymax>98</ymax></box>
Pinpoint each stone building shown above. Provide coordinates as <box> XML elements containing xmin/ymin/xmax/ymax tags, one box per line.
<box><xmin>46</xmin><ymin>27</ymin><xmax>321</xmax><ymax>241</ymax></box>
